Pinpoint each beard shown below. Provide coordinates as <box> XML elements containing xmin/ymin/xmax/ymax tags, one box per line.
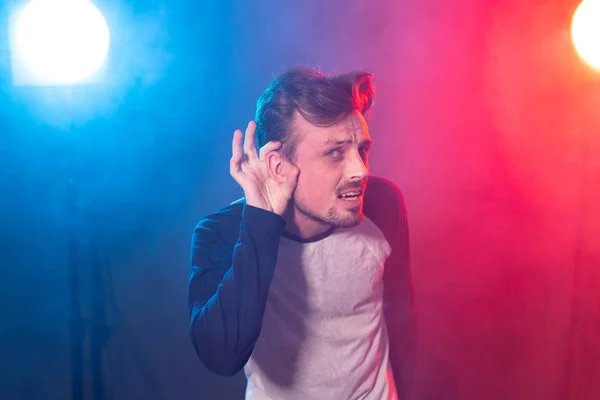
<box><xmin>294</xmin><ymin>198</ymin><xmax>364</xmax><ymax>228</ymax></box>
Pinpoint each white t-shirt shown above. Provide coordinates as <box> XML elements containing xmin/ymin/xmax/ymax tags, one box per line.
<box><xmin>244</xmin><ymin>217</ymin><xmax>397</xmax><ymax>400</ymax></box>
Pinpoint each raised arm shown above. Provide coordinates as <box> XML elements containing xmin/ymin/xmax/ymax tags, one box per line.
<box><xmin>188</xmin><ymin>204</ymin><xmax>285</xmax><ymax>375</ymax></box>
<box><xmin>189</xmin><ymin>120</ymin><xmax>299</xmax><ymax>375</ymax></box>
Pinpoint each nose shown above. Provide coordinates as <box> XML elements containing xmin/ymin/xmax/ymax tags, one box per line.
<box><xmin>347</xmin><ymin>149</ymin><xmax>368</xmax><ymax>180</ymax></box>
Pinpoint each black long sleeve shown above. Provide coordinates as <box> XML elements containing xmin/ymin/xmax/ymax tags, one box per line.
<box><xmin>364</xmin><ymin>177</ymin><xmax>417</xmax><ymax>399</ymax></box>
<box><xmin>188</xmin><ymin>203</ymin><xmax>285</xmax><ymax>376</ymax></box>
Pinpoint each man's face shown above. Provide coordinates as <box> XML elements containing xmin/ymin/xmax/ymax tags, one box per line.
<box><xmin>290</xmin><ymin>110</ymin><xmax>371</xmax><ymax>229</ymax></box>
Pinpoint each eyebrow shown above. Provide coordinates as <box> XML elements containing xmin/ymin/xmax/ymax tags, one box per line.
<box><xmin>324</xmin><ymin>138</ymin><xmax>373</xmax><ymax>147</ymax></box>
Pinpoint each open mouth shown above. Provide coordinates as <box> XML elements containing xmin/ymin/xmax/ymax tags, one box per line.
<box><xmin>338</xmin><ymin>191</ymin><xmax>362</xmax><ymax>201</ymax></box>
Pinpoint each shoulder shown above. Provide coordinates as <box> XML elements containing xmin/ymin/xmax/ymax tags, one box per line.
<box><xmin>364</xmin><ymin>176</ymin><xmax>406</xmax><ymax>208</ymax></box>
<box><xmin>192</xmin><ymin>199</ymin><xmax>245</xmax><ymax>242</ymax></box>
<box><xmin>363</xmin><ymin>176</ymin><xmax>407</xmax><ymax>246</ymax></box>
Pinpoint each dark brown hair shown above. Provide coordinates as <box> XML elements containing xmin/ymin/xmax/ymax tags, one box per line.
<box><xmin>254</xmin><ymin>66</ymin><xmax>375</xmax><ymax>161</ymax></box>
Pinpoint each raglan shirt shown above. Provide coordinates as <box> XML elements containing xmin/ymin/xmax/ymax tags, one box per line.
<box><xmin>188</xmin><ymin>176</ymin><xmax>415</xmax><ymax>399</ymax></box>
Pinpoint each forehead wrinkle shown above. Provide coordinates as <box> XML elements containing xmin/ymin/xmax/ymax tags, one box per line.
<box><xmin>336</xmin><ymin>113</ymin><xmax>370</xmax><ymax>144</ymax></box>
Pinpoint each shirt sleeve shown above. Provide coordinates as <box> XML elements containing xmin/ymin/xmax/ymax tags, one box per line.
<box><xmin>188</xmin><ymin>203</ymin><xmax>286</xmax><ymax>376</ymax></box>
<box><xmin>364</xmin><ymin>177</ymin><xmax>417</xmax><ymax>399</ymax></box>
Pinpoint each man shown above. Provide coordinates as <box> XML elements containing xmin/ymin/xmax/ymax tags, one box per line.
<box><xmin>188</xmin><ymin>67</ymin><xmax>416</xmax><ymax>399</ymax></box>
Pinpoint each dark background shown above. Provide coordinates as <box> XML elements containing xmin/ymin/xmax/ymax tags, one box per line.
<box><xmin>1</xmin><ymin>0</ymin><xmax>600</xmax><ymax>399</ymax></box>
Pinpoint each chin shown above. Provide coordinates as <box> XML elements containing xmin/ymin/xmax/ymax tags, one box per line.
<box><xmin>331</xmin><ymin>208</ymin><xmax>363</xmax><ymax>228</ymax></box>
<box><xmin>296</xmin><ymin>200</ymin><xmax>364</xmax><ymax>229</ymax></box>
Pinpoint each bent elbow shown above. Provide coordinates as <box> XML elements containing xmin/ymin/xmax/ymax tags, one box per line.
<box><xmin>203</xmin><ymin>358</ymin><xmax>244</xmax><ymax>377</ymax></box>
<box><xmin>189</xmin><ymin>320</ymin><xmax>246</xmax><ymax>377</ymax></box>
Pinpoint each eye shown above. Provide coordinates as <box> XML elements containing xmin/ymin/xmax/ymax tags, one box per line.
<box><xmin>325</xmin><ymin>148</ymin><xmax>342</xmax><ymax>158</ymax></box>
<box><xmin>359</xmin><ymin>146</ymin><xmax>370</xmax><ymax>159</ymax></box>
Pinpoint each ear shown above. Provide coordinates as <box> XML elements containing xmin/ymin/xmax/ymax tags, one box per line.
<box><xmin>266</xmin><ymin>151</ymin><xmax>294</xmax><ymax>184</ymax></box>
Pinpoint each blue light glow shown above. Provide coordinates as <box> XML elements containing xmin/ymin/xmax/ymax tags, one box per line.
<box><xmin>13</xmin><ymin>0</ymin><xmax>110</xmax><ymax>85</ymax></box>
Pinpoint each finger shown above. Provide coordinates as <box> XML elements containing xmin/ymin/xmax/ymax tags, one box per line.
<box><xmin>258</xmin><ymin>141</ymin><xmax>282</xmax><ymax>159</ymax></box>
<box><xmin>243</xmin><ymin>121</ymin><xmax>258</xmax><ymax>161</ymax></box>
<box><xmin>230</xmin><ymin>130</ymin><xmax>244</xmax><ymax>177</ymax></box>
<box><xmin>232</xmin><ymin>129</ymin><xmax>243</xmax><ymax>159</ymax></box>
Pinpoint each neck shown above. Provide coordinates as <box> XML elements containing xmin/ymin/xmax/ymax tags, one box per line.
<box><xmin>283</xmin><ymin>204</ymin><xmax>332</xmax><ymax>240</ymax></box>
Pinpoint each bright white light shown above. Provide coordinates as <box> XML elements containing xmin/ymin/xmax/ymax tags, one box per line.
<box><xmin>13</xmin><ymin>0</ymin><xmax>110</xmax><ymax>85</ymax></box>
<box><xmin>572</xmin><ymin>0</ymin><xmax>600</xmax><ymax>72</ymax></box>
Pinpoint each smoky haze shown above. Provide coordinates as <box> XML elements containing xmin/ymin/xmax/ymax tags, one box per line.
<box><xmin>1</xmin><ymin>0</ymin><xmax>599</xmax><ymax>399</ymax></box>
